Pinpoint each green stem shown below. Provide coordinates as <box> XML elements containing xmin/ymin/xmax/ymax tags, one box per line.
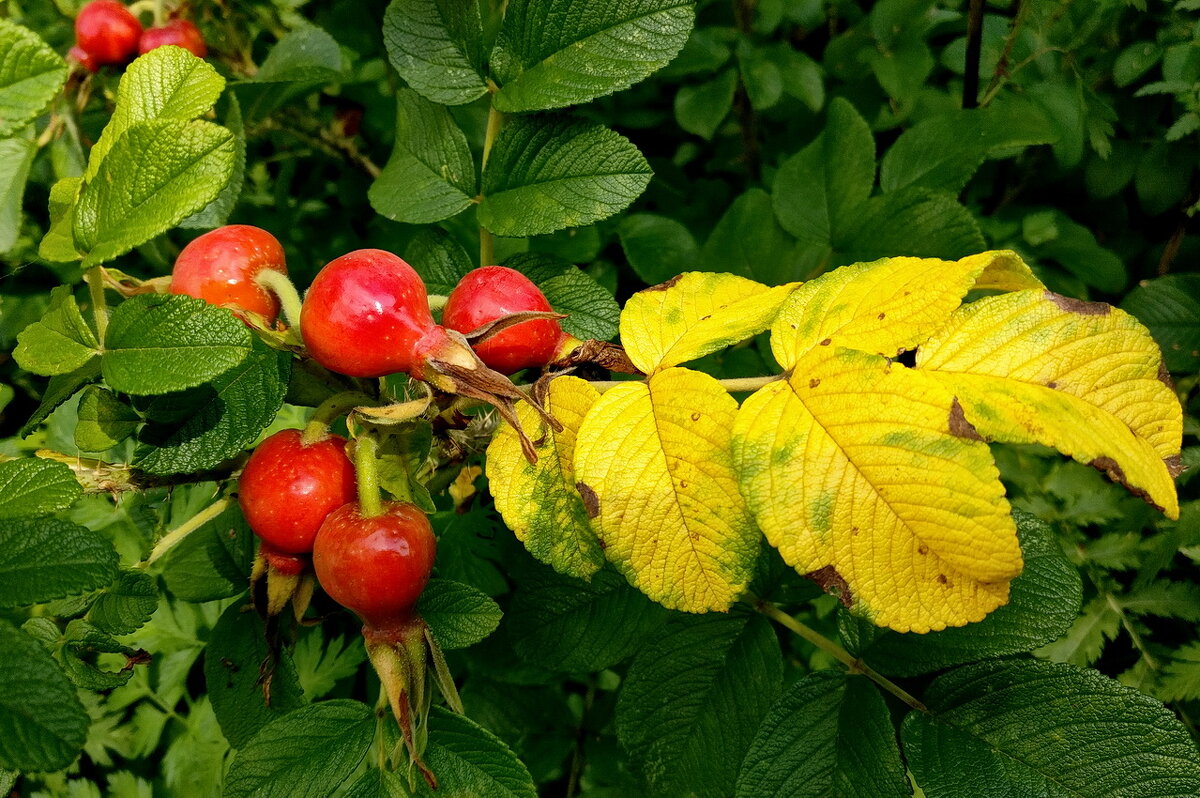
<box><xmin>479</xmin><ymin>103</ymin><xmax>504</xmax><ymax>268</ymax></box>
<box><xmin>427</xmin><ymin>294</ymin><xmax>448</xmax><ymax>313</ymax></box>
<box><xmin>85</xmin><ymin>266</ymin><xmax>109</xmax><ymax>343</ymax></box>
<box><xmin>301</xmin><ymin>391</ymin><xmax>378</xmax><ymax>445</ymax></box>
<box><xmin>753</xmin><ymin>598</ymin><xmax>927</xmax><ymax>713</ymax></box>
<box><xmin>141</xmin><ymin>496</ymin><xmax>232</xmax><ymax>568</ymax></box>
<box><xmin>153</xmin><ymin>0</ymin><xmax>165</xmax><ymax>26</ymax></box>
<box><xmin>254</xmin><ymin>269</ymin><xmax>304</xmax><ymax>331</ymax></box>
<box><xmin>354</xmin><ymin>433</ymin><xmax>384</xmax><ymax>518</ymax></box>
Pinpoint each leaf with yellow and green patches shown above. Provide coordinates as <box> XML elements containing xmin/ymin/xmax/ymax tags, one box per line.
<box><xmin>916</xmin><ymin>289</ymin><xmax>1181</xmax><ymax>517</ymax></box>
<box><xmin>620</xmin><ymin>272</ymin><xmax>797</xmax><ymax>374</ymax></box>
<box><xmin>487</xmin><ymin>376</ymin><xmax>605</xmax><ymax>580</ymax></box>
<box><xmin>732</xmin><ymin>345</ymin><xmax>1021</xmax><ymax>633</ymax></box>
<box><xmin>770</xmin><ymin>250</ymin><xmax>1043</xmax><ymax>368</ymax></box>
<box><xmin>574</xmin><ymin>368</ymin><xmax>759</xmax><ymax>613</ymax></box>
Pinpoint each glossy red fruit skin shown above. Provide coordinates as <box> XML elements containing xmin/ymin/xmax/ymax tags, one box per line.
<box><xmin>239</xmin><ymin>429</ymin><xmax>357</xmax><ymax>555</ymax></box>
<box><xmin>442</xmin><ymin>266</ymin><xmax>562</xmax><ymax>374</ymax></box>
<box><xmin>138</xmin><ymin>20</ymin><xmax>207</xmax><ymax>58</ymax></box>
<box><xmin>301</xmin><ymin>249</ymin><xmax>453</xmax><ymax>378</ymax></box>
<box><xmin>74</xmin><ymin>0</ymin><xmax>143</xmax><ymax>69</ymax></box>
<box><xmin>312</xmin><ymin>502</ymin><xmax>437</xmax><ymax>632</ymax></box>
<box><xmin>170</xmin><ymin>225</ymin><xmax>287</xmax><ymax>322</ymax></box>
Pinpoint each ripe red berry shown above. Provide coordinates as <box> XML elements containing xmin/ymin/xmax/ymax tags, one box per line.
<box><xmin>139</xmin><ymin>19</ymin><xmax>207</xmax><ymax>58</ymax></box>
<box><xmin>239</xmin><ymin>429</ymin><xmax>357</xmax><ymax>555</ymax></box>
<box><xmin>170</xmin><ymin>225</ymin><xmax>288</xmax><ymax>323</ymax></box>
<box><xmin>312</xmin><ymin>502</ymin><xmax>437</xmax><ymax>633</ymax></box>
<box><xmin>73</xmin><ymin>0</ymin><xmax>143</xmax><ymax>70</ymax></box>
<box><xmin>300</xmin><ymin>249</ymin><xmax>462</xmax><ymax>379</ymax></box>
<box><xmin>443</xmin><ymin>266</ymin><xmax>563</xmax><ymax>374</ymax></box>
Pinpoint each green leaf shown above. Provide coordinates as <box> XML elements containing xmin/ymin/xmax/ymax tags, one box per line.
<box><xmin>0</xmin><ymin>457</ymin><xmax>82</xmax><ymax>519</ymax></box>
<box><xmin>619</xmin><ymin>214</ymin><xmax>700</xmax><ymax>285</ymax></box>
<box><xmin>223</xmin><ymin>700</ymin><xmax>374</xmax><ymax>798</ymax></box>
<box><xmin>1024</xmin><ymin>210</ymin><xmax>1126</xmax><ymax>293</ymax></box>
<box><xmin>0</xmin><ymin>517</ymin><xmax>118</xmax><ymax>607</ymax></box>
<box><xmin>0</xmin><ymin>619</ymin><xmax>89</xmax><ymax>772</ymax></box>
<box><xmin>406</xmin><ymin>227</ymin><xmax>475</xmax><ymax>296</ymax></box>
<box><xmin>674</xmin><ymin>69</ymin><xmax>737</xmax><ymax>139</ymax></box>
<box><xmin>702</xmin><ymin>188</ymin><xmax>805</xmax><ymax>285</ymax></box>
<box><xmin>343</xmin><ymin>769</ymin><xmax>408</xmax><ymax>798</ymax></box>
<box><xmin>368</xmin><ymin>89</ymin><xmax>476</xmax><ymax>224</ymax></box>
<box><xmin>479</xmin><ymin>116</ymin><xmax>652</xmax><ymax>237</ymax></box>
<box><xmin>136</xmin><ymin>337</ymin><xmax>290</xmax><ymax>474</ymax></box>
<box><xmin>291</xmin><ymin>628</ymin><xmax>364</xmax><ymax>700</ymax></box>
<box><xmin>87</xmin><ymin>569</ymin><xmax>158</xmax><ymax>635</ymax></box>
<box><xmin>1122</xmin><ymin>274</ymin><xmax>1200</xmax><ymax>373</ymax></box>
<box><xmin>1118</xmin><ymin>580</ymin><xmax>1200</xmax><ymax>621</ymax></box>
<box><xmin>155</xmin><ymin>500</ymin><xmax>254</xmax><ymax>601</ymax></box>
<box><xmin>491</xmin><ymin>0</ymin><xmax>695</xmax><ymax>112</ymax></box>
<box><xmin>0</xmin><ymin>19</ymin><xmax>68</xmax><ymax>138</ymax></box>
<box><xmin>13</xmin><ymin>285</ymin><xmax>100</xmax><ymax>376</ymax></box>
<box><xmin>843</xmin><ymin>187</ymin><xmax>985</xmax><ymax>261</ymax></box>
<box><xmin>507</xmin><ymin>566</ymin><xmax>668</xmax><ymax>672</ymax></box>
<box><xmin>255</xmin><ymin>26</ymin><xmax>344</xmax><ymax>83</ymax></box>
<box><xmin>415</xmin><ymin>707</ymin><xmax>537</xmax><ymax>798</ymax></box>
<box><xmin>418</xmin><ymin>578</ymin><xmax>503</xmax><ymax>650</ymax></box>
<box><xmin>74</xmin><ymin>386</ymin><xmax>141</xmax><ymax>452</ymax></box>
<box><xmin>383</xmin><ymin>0</ymin><xmax>487</xmax><ymax>106</ymax></box>
<box><xmin>204</xmin><ymin>598</ymin><xmax>306</xmax><ymax>749</ymax></box>
<box><xmin>181</xmin><ymin>93</ymin><xmax>245</xmax><ymax>230</ymax></box>
<box><xmin>85</xmin><ymin>47</ymin><xmax>226</xmax><ymax>181</ymax></box>
<box><xmin>74</xmin><ymin>119</ymin><xmax>236</xmax><ymax>267</ymax></box>
<box><xmin>880</xmin><ymin>112</ymin><xmax>987</xmax><ymax>194</ymax></box>
<box><xmin>58</xmin><ymin>619</ymin><xmax>139</xmax><ymax>690</ymax></box>
<box><xmin>1035</xmin><ymin>596</ymin><xmax>1121</xmax><ymax>667</ymax></box>
<box><xmin>1159</xmin><ymin>642</ymin><xmax>1200</xmax><ymax>702</ymax></box>
<box><xmin>502</xmin><ymin>253</ymin><xmax>620</xmax><ymax>341</ymax></box>
<box><xmin>903</xmin><ymin>660</ymin><xmax>1200</xmax><ymax>797</ymax></box>
<box><xmin>17</xmin><ymin>360</ymin><xmax>101</xmax><ymax>438</ymax></box>
<box><xmin>377</xmin><ymin>421</ymin><xmax>436</xmax><ymax>513</ymax></box>
<box><xmin>617</xmin><ymin>613</ymin><xmax>783</xmax><ymax>797</ymax></box>
<box><xmin>0</xmin><ymin>133</ymin><xmax>36</xmax><ymax>253</ymax></box>
<box><xmin>842</xmin><ymin>510</ymin><xmax>1082</xmax><ymax>676</ymax></box>
<box><xmin>38</xmin><ymin>176</ymin><xmax>83</xmax><ymax>263</ymax></box>
<box><xmin>772</xmin><ymin>97</ymin><xmax>874</xmax><ymax>248</ymax></box>
<box><xmin>102</xmin><ymin>294</ymin><xmax>253</xmax><ymax>395</ymax></box>
<box><xmin>734</xmin><ymin>672</ymin><xmax>909</xmax><ymax>798</ymax></box>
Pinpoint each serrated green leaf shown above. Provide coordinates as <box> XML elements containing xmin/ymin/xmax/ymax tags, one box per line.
<box><xmin>376</xmin><ymin>421</ymin><xmax>436</xmax><ymax>513</ymax></box>
<box><xmin>291</xmin><ymin>627</ymin><xmax>364</xmax><ymax>700</ymax></box>
<box><xmin>223</xmin><ymin>700</ymin><xmax>374</xmax><ymax>798</ymax></box>
<box><xmin>503</xmin><ymin>253</ymin><xmax>620</xmax><ymax>341</ymax></box>
<box><xmin>17</xmin><ymin>360</ymin><xmax>101</xmax><ymax>438</ymax></box>
<box><xmin>383</xmin><ymin>0</ymin><xmax>487</xmax><ymax>106</ymax></box>
<box><xmin>842</xmin><ymin>510</ymin><xmax>1082</xmax><ymax>676</ymax></box>
<box><xmin>903</xmin><ymin>660</ymin><xmax>1200</xmax><ymax>798</ymax></box>
<box><xmin>702</xmin><ymin>188</ymin><xmax>805</xmax><ymax>285</ymax></box>
<box><xmin>491</xmin><ymin>0</ymin><xmax>695</xmax><ymax>112</ymax></box>
<box><xmin>880</xmin><ymin>112</ymin><xmax>987</xmax><ymax>194</ymax></box>
<box><xmin>619</xmin><ymin>213</ymin><xmax>700</xmax><ymax>285</ymax></box>
<box><xmin>74</xmin><ymin>120</ymin><xmax>236</xmax><ymax>267</ymax></box>
<box><xmin>0</xmin><ymin>133</ymin><xmax>36</xmax><ymax>253</ymax></box>
<box><xmin>155</xmin><ymin>500</ymin><xmax>254</xmax><ymax>601</ymax></box>
<box><xmin>844</xmin><ymin>187</ymin><xmax>985</xmax><ymax>261</ymax></box>
<box><xmin>136</xmin><ymin>337</ymin><xmax>289</xmax><ymax>474</ymax></box>
<box><xmin>255</xmin><ymin>26</ymin><xmax>344</xmax><ymax>83</ymax></box>
<box><xmin>674</xmin><ymin>69</ymin><xmax>737</xmax><ymax>139</ymax></box>
<box><xmin>74</xmin><ymin>386</ymin><xmax>141</xmax><ymax>452</ymax></box>
<box><xmin>0</xmin><ymin>517</ymin><xmax>117</xmax><ymax>607</ymax></box>
<box><xmin>0</xmin><ymin>457</ymin><xmax>82</xmax><ymax>519</ymax></box>
<box><xmin>479</xmin><ymin>117</ymin><xmax>651</xmax><ymax>237</ymax></box>
<box><xmin>617</xmin><ymin>613</ymin><xmax>783</xmax><ymax>797</ymax></box>
<box><xmin>1036</xmin><ymin>596</ymin><xmax>1121</xmax><ymax>667</ymax></box>
<box><xmin>87</xmin><ymin>570</ymin><xmax>158</xmax><ymax>635</ymax></box>
<box><xmin>369</xmin><ymin>89</ymin><xmax>475</xmax><ymax>224</ymax></box>
<box><xmin>85</xmin><ymin>47</ymin><xmax>226</xmax><ymax>181</ymax></box>
<box><xmin>0</xmin><ymin>20</ymin><xmax>68</xmax><ymax>138</ymax></box>
<box><xmin>38</xmin><ymin>176</ymin><xmax>83</xmax><ymax>263</ymax></box>
<box><xmin>1122</xmin><ymin>274</ymin><xmax>1200</xmax><ymax>373</ymax></box>
<box><xmin>0</xmin><ymin>620</ymin><xmax>89</xmax><ymax>772</ymax></box>
<box><xmin>419</xmin><ymin>578</ymin><xmax>502</xmax><ymax>650</ymax></box>
<box><xmin>735</xmin><ymin>672</ymin><xmax>909</xmax><ymax>798</ymax></box>
<box><xmin>59</xmin><ymin>619</ymin><xmax>138</xmax><ymax>690</ymax></box>
<box><xmin>406</xmin><ymin>227</ymin><xmax>475</xmax><ymax>296</ymax></box>
<box><xmin>1118</xmin><ymin>580</ymin><xmax>1200</xmax><ymax>621</ymax></box>
<box><xmin>102</xmin><ymin>294</ymin><xmax>252</xmax><ymax>395</ymax></box>
<box><xmin>1159</xmin><ymin>642</ymin><xmax>1200</xmax><ymax>702</ymax></box>
<box><xmin>344</xmin><ymin>769</ymin><xmax>408</xmax><ymax>798</ymax></box>
<box><xmin>507</xmin><ymin>566</ymin><xmax>668</xmax><ymax>672</ymax></box>
<box><xmin>415</xmin><ymin>707</ymin><xmax>537</xmax><ymax>798</ymax></box>
<box><xmin>13</xmin><ymin>285</ymin><xmax>100</xmax><ymax>376</ymax></box>
<box><xmin>181</xmin><ymin>93</ymin><xmax>245</xmax><ymax>230</ymax></box>
<box><xmin>205</xmin><ymin>599</ymin><xmax>306</xmax><ymax>748</ymax></box>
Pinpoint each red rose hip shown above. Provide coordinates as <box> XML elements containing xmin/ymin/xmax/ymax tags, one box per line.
<box><xmin>443</xmin><ymin>266</ymin><xmax>563</xmax><ymax>374</ymax></box>
<box><xmin>170</xmin><ymin>225</ymin><xmax>288</xmax><ymax>323</ymax></box>
<box><xmin>139</xmin><ymin>19</ymin><xmax>207</xmax><ymax>58</ymax></box>
<box><xmin>73</xmin><ymin>0</ymin><xmax>143</xmax><ymax>70</ymax></box>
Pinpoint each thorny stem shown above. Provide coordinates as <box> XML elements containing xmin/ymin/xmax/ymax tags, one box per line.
<box><xmin>85</xmin><ymin>266</ymin><xmax>109</xmax><ymax>342</ymax></box>
<box><xmin>254</xmin><ymin>269</ymin><xmax>304</xmax><ymax>331</ymax></box>
<box><xmin>479</xmin><ymin>102</ymin><xmax>504</xmax><ymax>268</ymax></box>
<box><xmin>753</xmin><ymin>598</ymin><xmax>928</xmax><ymax>713</ymax></box>
<box><xmin>301</xmin><ymin>391</ymin><xmax>378</xmax><ymax>445</ymax></box>
<box><xmin>354</xmin><ymin>433</ymin><xmax>384</xmax><ymax>518</ymax></box>
<box><xmin>141</xmin><ymin>496</ymin><xmax>233</xmax><ymax>568</ymax></box>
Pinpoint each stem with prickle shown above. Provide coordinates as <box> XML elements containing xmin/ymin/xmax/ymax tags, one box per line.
<box><xmin>301</xmin><ymin>390</ymin><xmax>378</xmax><ymax>445</ymax></box>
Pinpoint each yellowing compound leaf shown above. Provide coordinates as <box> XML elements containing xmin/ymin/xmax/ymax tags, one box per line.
<box><xmin>621</xmin><ymin>272</ymin><xmax>797</xmax><ymax>374</ymax></box>
<box><xmin>917</xmin><ymin>289</ymin><xmax>1181</xmax><ymax>517</ymax></box>
<box><xmin>770</xmin><ymin>250</ymin><xmax>1042</xmax><ymax>368</ymax></box>
<box><xmin>733</xmin><ymin>346</ymin><xmax>1021</xmax><ymax>633</ymax></box>
<box><xmin>574</xmin><ymin>368</ymin><xmax>758</xmax><ymax>612</ymax></box>
<box><xmin>487</xmin><ymin>376</ymin><xmax>605</xmax><ymax>580</ymax></box>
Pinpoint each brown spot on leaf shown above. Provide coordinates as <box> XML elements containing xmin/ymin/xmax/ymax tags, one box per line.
<box><xmin>1158</xmin><ymin>362</ymin><xmax>1175</xmax><ymax>391</ymax></box>
<box><xmin>691</xmin><ymin>412</ymin><xmax>701</xmax><ymax>421</ymax></box>
<box><xmin>918</xmin><ymin>544</ymin><xmax>930</xmax><ymax>556</ymax></box>
<box><xmin>803</xmin><ymin>565</ymin><xmax>853</xmax><ymax>608</ymax></box>
<box><xmin>851</xmin><ymin>526</ymin><xmax>859</xmax><ymax>536</ymax></box>
<box><xmin>576</xmin><ymin>482</ymin><xmax>600</xmax><ymax>518</ymax></box>
<box><xmin>700</xmin><ymin>314</ymin><xmax>711</xmax><ymax>321</ymax></box>
<box><xmin>1046</xmin><ymin>381</ymin><xmax>1058</xmax><ymax>390</ymax></box>
<box><xmin>936</xmin><ymin>574</ymin><xmax>948</xmax><ymax>585</ymax></box>
<box><xmin>1045</xmin><ymin>291</ymin><xmax>1110</xmax><ymax>316</ymax></box>
<box><xmin>948</xmin><ymin>398</ymin><xmax>983</xmax><ymax>441</ymax></box>
<box><xmin>680</xmin><ymin>480</ymin><xmax>688</xmax><ymax>489</ymax></box>
<box><xmin>877</xmin><ymin>312</ymin><xmax>885</xmax><ymax>320</ymax></box>
<box><xmin>820</xmin><ymin>338</ymin><xmax>832</xmax><ymax>346</ymax></box>
<box><xmin>646</xmin><ymin>274</ymin><xmax>684</xmax><ymax>292</ymax></box>
<box><xmin>1089</xmin><ymin>456</ymin><xmax>1165</xmax><ymax>512</ymax></box>
<box><xmin>1165</xmin><ymin>454</ymin><xmax>1185</xmax><ymax>480</ymax></box>
<box><xmin>809</xmin><ymin>378</ymin><xmax>821</xmax><ymax>389</ymax></box>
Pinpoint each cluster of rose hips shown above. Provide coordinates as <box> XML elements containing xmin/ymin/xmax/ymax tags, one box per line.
<box><xmin>70</xmin><ymin>0</ymin><xmax>206</xmax><ymax>73</ymax></box>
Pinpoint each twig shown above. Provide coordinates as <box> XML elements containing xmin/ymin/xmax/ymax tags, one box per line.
<box><xmin>962</xmin><ymin>0</ymin><xmax>986</xmax><ymax>109</ymax></box>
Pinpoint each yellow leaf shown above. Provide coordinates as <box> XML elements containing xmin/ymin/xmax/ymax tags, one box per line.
<box><xmin>770</xmin><ymin>250</ymin><xmax>1041</xmax><ymax>368</ymax></box>
<box><xmin>621</xmin><ymin>272</ymin><xmax>798</xmax><ymax>374</ymax></box>
<box><xmin>733</xmin><ymin>346</ymin><xmax>1021</xmax><ymax>633</ymax></box>
<box><xmin>486</xmin><ymin>376</ymin><xmax>605</xmax><ymax>579</ymax></box>
<box><xmin>917</xmin><ymin>289</ymin><xmax>1181</xmax><ymax>517</ymax></box>
<box><xmin>574</xmin><ymin>368</ymin><xmax>758</xmax><ymax>612</ymax></box>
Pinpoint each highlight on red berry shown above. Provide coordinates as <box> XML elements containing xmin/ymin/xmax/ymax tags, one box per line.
<box><xmin>169</xmin><ymin>225</ymin><xmax>287</xmax><ymax>323</ymax></box>
<box><xmin>139</xmin><ymin>19</ymin><xmax>207</xmax><ymax>58</ymax></box>
<box><xmin>442</xmin><ymin>266</ymin><xmax>564</xmax><ymax>374</ymax></box>
<box><xmin>72</xmin><ymin>0</ymin><xmax>143</xmax><ymax>71</ymax></box>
